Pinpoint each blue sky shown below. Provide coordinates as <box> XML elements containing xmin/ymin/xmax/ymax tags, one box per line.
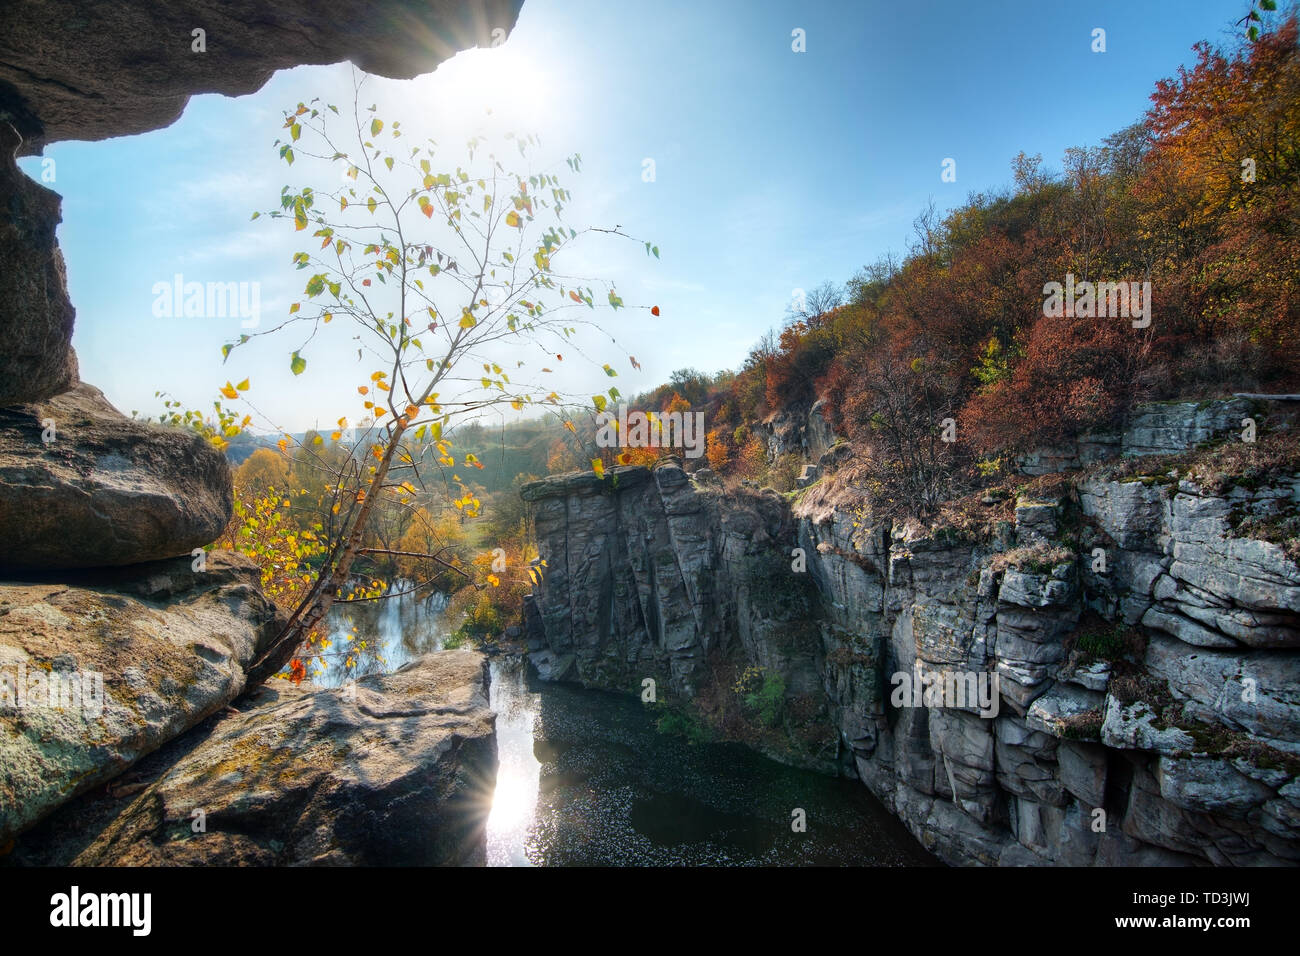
<box><xmin>19</xmin><ymin>0</ymin><xmax>1250</xmax><ymax>434</ymax></box>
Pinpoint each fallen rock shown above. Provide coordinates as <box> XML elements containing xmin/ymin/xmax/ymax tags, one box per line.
<box><xmin>0</xmin><ymin>551</ymin><xmax>283</xmax><ymax>841</ymax></box>
<box><xmin>72</xmin><ymin>650</ymin><xmax>496</xmax><ymax>866</ymax></box>
<box><xmin>0</xmin><ymin>383</ymin><xmax>232</xmax><ymax>570</ymax></box>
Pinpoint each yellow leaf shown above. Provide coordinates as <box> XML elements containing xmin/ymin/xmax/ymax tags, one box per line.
<box><xmin>219</xmin><ymin>382</ymin><xmax>239</xmax><ymax>399</ymax></box>
<box><xmin>235</xmin><ymin>378</ymin><xmax>250</xmax><ymax>391</ymax></box>
<box><xmin>591</xmin><ymin>458</ymin><xmax>605</xmax><ymax>479</ymax></box>
<box><xmin>505</xmin><ymin>210</ymin><xmax>521</xmax><ymax>228</ymax></box>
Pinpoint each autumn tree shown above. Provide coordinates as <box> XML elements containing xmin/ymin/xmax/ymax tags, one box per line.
<box><xmin>222</xmin><ymin>79</ymin><xmax>651</xmax><ymax>681</ymax></box>
<box><xmin>235</xmin><ymin>447</ymin><xmax>290</xmax><ymax>496</ymax></box>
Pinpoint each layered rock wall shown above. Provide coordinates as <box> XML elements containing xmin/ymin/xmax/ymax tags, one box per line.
<box><xmin>522</xmin><ymin>407</ymin><xmax>1300</xmax><ymax>865</ymax></box>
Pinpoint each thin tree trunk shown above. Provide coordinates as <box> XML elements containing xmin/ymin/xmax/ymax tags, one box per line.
<box><xmin>247</xmin><ymin>421</ymin><xmax>408</xmax><ymax>686</ymax></box>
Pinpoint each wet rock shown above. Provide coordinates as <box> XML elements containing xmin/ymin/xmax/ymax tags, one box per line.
<box><xmin>0</xmin><ymin>383</ymin><xmax>232</xmax><ymax>570</ymax></box>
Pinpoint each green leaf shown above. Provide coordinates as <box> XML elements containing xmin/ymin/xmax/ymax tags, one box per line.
<box><xmin>371</xmin><ymin>118</ymin><xmax>383</xmax><ymax>136</ymax></box>
<box><xmin>290</xmin><ymin>351</ymin><xmax>307</xmax><ymax>376</ymax></box>
<box><xmin>290</xmin><ymin>123</ymin><xmax>301</xmax><ymax>141</ymax></box>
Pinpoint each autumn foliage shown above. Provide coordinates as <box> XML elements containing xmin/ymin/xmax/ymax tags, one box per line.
<box><xmin>648</xmin><ymin>16</ymin><xmax>1299</xmax><ymax>516</ymax></box>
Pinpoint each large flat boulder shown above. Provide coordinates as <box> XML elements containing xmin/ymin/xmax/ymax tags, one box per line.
<box><xmin>0</xmin><ymin>551</ymin><xmax>284</xmax><ymax>841</ymax></box>
<box><xmin>0</xmin><ymin>122</ymin><xmax>77</xmax><ymax>405</ymax></box>
<box><xmin>71</xmin><ymin>651</ymin><xmax>497</xmax><ymax>866</ymax></box>
<box><xmin>0</xmin><ymin>383</ymin><xmax>232</xmax><ymax>571</ymax></box>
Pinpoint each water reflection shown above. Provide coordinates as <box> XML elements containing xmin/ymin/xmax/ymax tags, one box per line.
<box><xmin>319</xmin><ymin>588</ymin><xmax>936</xmax><ymax>866</ymax></box>
<box><xmin>317</xmin><ymin>580</ymin><xmax>448</xmax><ymax>687</ymax></box>
<box><xmin>486</xmin><ymin>657</ymin><xmax>541</xmax><ymax>867</ymax></box>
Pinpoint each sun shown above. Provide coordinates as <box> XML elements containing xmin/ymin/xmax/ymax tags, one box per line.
<box><xmin>407</xmin><ymin>41</ymin><xmax>559</xmax><ymax>136</ymax></box>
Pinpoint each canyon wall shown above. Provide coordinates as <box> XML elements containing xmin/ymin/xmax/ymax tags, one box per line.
<box><xmin>522</xmin><ymin>402</ymin><xmax>1300</xmax><ymax>865</ymax></box>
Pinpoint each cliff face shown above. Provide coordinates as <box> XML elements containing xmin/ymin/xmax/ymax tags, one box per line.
<box><xmin>521</xmin><ymin>403</ymin><xmax>1300</xmax><ymax>865</ymax></box>
<box><xmin>522</xmin><ymin>465</ymin><xmax>839</xmax><ymax>768</ymax></box>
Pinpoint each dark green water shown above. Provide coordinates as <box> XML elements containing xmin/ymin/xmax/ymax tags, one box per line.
<box><xmin>326</xmin><ymin>589</ymin><xmax>937</xmax><ymax>867</ymax></box>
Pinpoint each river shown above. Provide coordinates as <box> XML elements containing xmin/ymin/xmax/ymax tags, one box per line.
<box><xmin>322</xmin><ymin>584</ymin><xmax>937</xmax><ymax>866</ymax></box>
